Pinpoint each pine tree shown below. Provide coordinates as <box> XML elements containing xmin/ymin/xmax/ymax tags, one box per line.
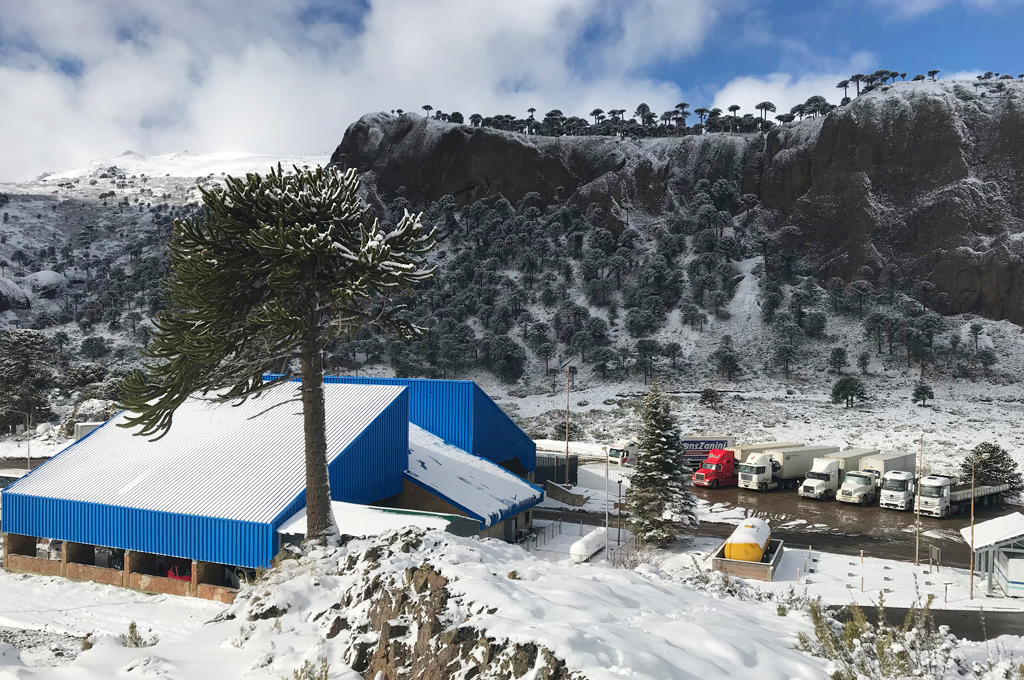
<box><xmin>912</xmin><ymin>381</ymin><xmax>934</xmax><ymax>406</ymax></box>
<box><xmin>828</xmin><ymin>346</ymin><xmax>848</xmax><ymax>374</ymax></box>
<box><xmin>119</xmin><ymin>165</ymin><xmax>436</xmax><ymax>542</ymax></box>
<box><xmin>831</xmin><ymin>376</ymin><xmax>867</xmax><ymax>408</ymax></box>
<box><xmin>626</xmin><ymin>383</ymin><xmax>697</xmax><ymax>546</ymax></box>
<box><xmin>698</xmin><ymin>387</ymin><xmax>722</xmax><ymax>409</ymax></box>
<box><xmin>958</xmin><ymin>442</ymin><xmax>1024</xmax><ymax>497</ymax></box>
<box><xmin>856</xmin><ymin>351</ymin><xmax>870</xmax><ymax>374</ymax></box>
<box><xmin>0</xmin><ymin>329</ymin><xmax>55</xmax><ymax>429</ymax></box>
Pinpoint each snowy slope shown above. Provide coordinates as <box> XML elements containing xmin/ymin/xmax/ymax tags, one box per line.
<box><xmin>39</xmin><ymin>151</ymin><xmax>331</xmax><ymax>181</ymax></box>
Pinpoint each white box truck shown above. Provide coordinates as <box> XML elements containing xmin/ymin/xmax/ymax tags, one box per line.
<box><xmin>879</xmin><ymin>470</ymin><xmax>917</xmax><ymax>510</ymax></box>
<box><xmin>799</xmin><ymin>448</ymin><xmax>878</xmax><ymax>501</ymax></box>
<box><xmin>916</xmin><ymin>475</ymin><xmax>1009</xmax><ymax>518</ymax></box>
<box><xmin>738</xmin><ymin>445</ymin><xmax>837</xmax><ymax>491</ymax></box>
<box><xmin>838</xmin><ymin>452</ymin><xmax>915</xmax><ymax>506</ymax></box>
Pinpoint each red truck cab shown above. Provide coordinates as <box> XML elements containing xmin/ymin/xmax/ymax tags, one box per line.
<box><xmin>692</xmin><ymin>448</ymin><xmax>737</xmax><ymax>489</ymax></box>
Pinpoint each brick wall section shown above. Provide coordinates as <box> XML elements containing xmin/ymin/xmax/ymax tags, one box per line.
<box><xmin>130</xmin><ymin>573</ymin><xmax>191</xmax><ymax>597</ymax></box>
<box><xmin>7</xmin><ymin>554</ymin><xmax>61</xmax><ymax>576</ymax></box>
<box><xmin>196</xmin><ymin>583</ymin><xmax>238</xmax><ymax>604</ymax></box>
<box><xmin>66</xmin><ymin>563</ymin><xmax>123</xmax><ymax>587</ymax></box>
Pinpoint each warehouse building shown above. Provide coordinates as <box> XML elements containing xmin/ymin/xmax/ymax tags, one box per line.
<box><xmin>1</xmin><ymin>378</ymin><xmax>540</xmax><ymax>602</ymax></box>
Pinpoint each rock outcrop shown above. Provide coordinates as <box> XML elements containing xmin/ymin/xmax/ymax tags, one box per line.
<box><xmin>333</xmin><ymin>81</ymin><xmax>1024</xmax><ymax>323</ymax></box>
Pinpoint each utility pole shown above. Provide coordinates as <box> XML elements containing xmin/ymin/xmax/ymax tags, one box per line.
<box><xmin>605</xmin><ymin>440</ymin><xmax>610</xmax><ymax>563</ymax></box>
<box><xmin>565</xmin><ymin>362</ymin><xmax>570</xmax><ymax>486</ymax></box>
<box><xmin>969</xmin><ymin>452</ymin><xmax>990</xmax><ymax>599</ymax></box>
<box><xmin>915</xmin><ymin>436</ymin><xmax>923</xmax><ymax>566</ymax></box>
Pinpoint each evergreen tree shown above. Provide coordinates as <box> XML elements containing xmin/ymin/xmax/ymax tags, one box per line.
<box><xmin>119</xmin><ymin>165</ymin><xmax>436</xmax><ymax>542</ymax></box>
<box><xmin>959</xmin><ymin>442</ymin><xmax>1024</xmax><ymax>497</ymax></box>
<box><xmin>969</xmin><ymin>322</ymin><xmax>984</xmax><ymax>350</ymax></box>
<box><xmin>774</xmin><ymin>343</ymin><xmax>796</xmax><ymax>378</ymax></box>
<box><xmin>856</xmin><ymin>351</ymin><xmax>870</xmax><ymax>374</ymax></box>
<box><xmin>0</xmin><ymin>329</ymin><xmax>55</xmax><ymax>428</ymax></box>
<box><xmin>828</xmin><ymin>346</ymin><xmax>848</xmax><ymax>374</ymax></box>
<box><xmin>912</xmin><ymin>381</ymin><xmax>934</xmax><ymax>406</ymax></box>
<box><xmin>712</xmin><ymin>335</ymin><xmax>741</xmax><ymax>381</ymax></box>
<box><xmin>977</xmin><ymin>348</ymin><xmax>997</xmax><ymax>375</ymax></box>
<box><xmin>699</xmin><ymin>387</ymin><xmax>722</xmax><ymax>409</ymax></box>
<box><xmin>626</xmin><ymin>383</ymin><xmax>697</xmax><ymax>546</ymax></box>
<box><xmin>831</xmin><ymin>375</ymin><xmax>867</xmax><ymax>408</ymax></box>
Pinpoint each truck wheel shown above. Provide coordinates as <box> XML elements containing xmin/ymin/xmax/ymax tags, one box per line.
<box><xmin>758</xmin><ymin>482</ymin><xmax>768</xmax><ymax>492</ymax></box>
<box><xmin>860</xmin><ymin>496</ymin><xmax>869</xmax><ymax>507</ymax></box>
<box><xmin>711</xmin><ymin>480</ymin><xmax>719</xmax><ymax>490</ymax></box>
<box><xmin>941</xmin><ymin>506</ymin><xmax>950</xmax><ymax>518</ymax></box>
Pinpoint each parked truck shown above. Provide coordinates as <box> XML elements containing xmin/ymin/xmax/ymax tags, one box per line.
<box><xmin>693</xmin><ymin>442</ymin><xmax>803</xmax><ymax>489</ymax></box>
<box><xmin>838</xmin><ymin>452</ymin><xmax>916</xmax><ymax>506</ymax></box>
<box><xmin>738</xmin><ymin>445</ymin><xmax>837</xmax><ymax>491</ymax></box>
<box><xmin>915</xmin><ymin>475</ymin><xmax>1010</xmax><ymax>518</ymax></box>
<box><xmin>679</xmin><ymin>436</ymin><xmax>735</xmax><ymax>468</ymax></box>
<box><xmin>799</xmin><ymin>448</ymin><xmax>878</xmax><ymax>500</ymax></box>
<box><xmin>879</xmin><ymin>470</ymin><xmax>917</xmax><ymax>511</ymax></box>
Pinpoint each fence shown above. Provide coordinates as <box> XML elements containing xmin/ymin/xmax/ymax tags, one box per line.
<box><xmin>577</xmin><ymin>463</ymin><xmax>631</xmax><ymax>490</ymax></box>
<box><xmin>612</xmin><ymin>534</ymin><xmax>645</xmax><ymax>568</ymax></box>
<box><xmin>535</xmin><ymin>454</ymin><xmax>578</xmax><ymax>486</ymax></box>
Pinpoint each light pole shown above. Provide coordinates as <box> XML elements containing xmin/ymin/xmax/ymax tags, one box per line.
<box><xmin>565</xmin><ymin>363</ymin><xmax>571</xmax><ymax>486</ymax></box>
<box><xmin>915</xmin><ymin>436</ymin><xmax>923</xmax><ymax>566</ymax></box>
<box><xmin>970</xmin><ymin>451</ymin><xmax>992</xmax><ymax>599</ymax></box>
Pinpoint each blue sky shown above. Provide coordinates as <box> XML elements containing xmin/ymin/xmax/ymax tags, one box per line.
<box><xmin>0</xmin><ymin>0</ymin><xmax>1021</xmax><ymax>180</ymax></box>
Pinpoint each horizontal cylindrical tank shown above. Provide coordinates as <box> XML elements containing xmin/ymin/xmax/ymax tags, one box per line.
<box><xmin>723</xmin><ymin>518</ymin><xmax>771</xmax><ymax>562</ymax></box>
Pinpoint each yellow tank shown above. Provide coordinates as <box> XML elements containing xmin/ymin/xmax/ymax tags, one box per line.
<box><xmin>723</xmin><ymin>518</ymin><xmax>771</xmax><ymax>562</ymax></box>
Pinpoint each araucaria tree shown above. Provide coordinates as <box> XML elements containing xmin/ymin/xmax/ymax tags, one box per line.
<box><xmin>912</xmin><ymin>381</ymin><xmax>934</xmax><ymax>406</ymax></box>
<box><xmin>959</xmin><ymin>442</ymin><xmax>1024</xmax><ymax>497</ymax></box>
<box><xmin>626</xmin><ymin>383</ymin><xmax>697</xmax><ymax>546</ymax></box>
<box><xmin>119</xmin><ymin>165</ymin><xmax>436</xmax><ymax>542</ymax></box>
<box><xmin>831</xmin><ymin>375</ymin><xmax>867</xmax><ymax>408</ymax></box>
<box><xmin>0</xmin><ymin>329</ymin><xmax>55</xmax><ymax>429</ymax></box>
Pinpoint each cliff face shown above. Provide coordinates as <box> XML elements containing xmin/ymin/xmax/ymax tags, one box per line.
<box><xmin>333</xmin><ymin>81</ymin><xmax>1024</xmax><ymax>323</ymax></box>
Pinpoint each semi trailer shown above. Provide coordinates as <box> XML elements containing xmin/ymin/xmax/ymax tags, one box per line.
<box><xmin>799</xmin><ymin>448</ymin><xmax>878</xmax><ymax>500</ymax></box>
<box><xmin>692</xmin><ymin>442</ymin><xmax>803</xmax><ymax>489</ymax></box>
<box><xmin>838</xmin><ymin>452</ymin><xmax>916</xmax><ymax>506</ymax></box>
<box><xmin>738</xmin><ymin>445</ymin><xmax>838</xmax><ymax>491</ymax></box>
<box><xmin>915</xmin><ymin>475</ymin><xmax>1010</xmax><ymax>518</ymax></box>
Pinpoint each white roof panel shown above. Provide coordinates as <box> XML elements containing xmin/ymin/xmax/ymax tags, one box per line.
<box><xmin>5</xmin><ymin>382</ymin><xmax>405</xmax><ymax>524</ymax></box>
<box><xmin>407</xmin><ymin>424</ymin><xmax>542</xmax><ymax>528</ymax></box>
<box><xmin>960</xmin><ymin>512</ymin><xmax>1024</xmax><ymax>550</ymax></box>
<box><xmin>278</xmin><ymin>500</ymin><xmax>451</xmax><ymax>536</ymax></box>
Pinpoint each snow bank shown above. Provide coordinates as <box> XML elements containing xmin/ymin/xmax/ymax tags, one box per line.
<box><xmin>277</xmin><ymin>500</ymin><xmax>451</xmax><ymax>536</ymax></box>
<box><xmin>569</xmin><ymin>527</ymin><xmax>606</xmax><ymax>563</ymax></box>
<box><xmin>407</xmin><ymin>424</ymin><xmax>542</xmax><ymax>528</ymax></box>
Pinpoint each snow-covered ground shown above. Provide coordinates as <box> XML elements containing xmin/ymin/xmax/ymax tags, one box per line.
<box><xmin>662</xmin><ymin>537</ymin><xmax>1024</xmax><ymax>612</ymax></box>
<box><xmin>36</xmin><ymin>151</ymin><xmax>331</xmax><ymax>182</ymax></box>
<box><xmin>0</xmin><ymin>569</ymin><xmax>222</xmax><ymax>667</ymax></box>
<box><xmin>0</xmin><ymin>530</ymin><xmax>827</xmax><ymax>679</ymax></box>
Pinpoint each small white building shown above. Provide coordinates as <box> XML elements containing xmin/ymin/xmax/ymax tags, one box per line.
<box><xmin>960</xmin><ymin>512</ymin><xmax>1024</xmax><ymax>597</ymax></box>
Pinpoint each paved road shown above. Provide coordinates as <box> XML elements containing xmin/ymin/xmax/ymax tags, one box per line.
<box><xmin>534</xmin><ymin>508</ymin><xmax>971</xmax><ymax>568</ymax></box>
<box><xmin>833</xmin><ymin>607</ymin><xmax>1024</xmax><ymax>641</ymax></box>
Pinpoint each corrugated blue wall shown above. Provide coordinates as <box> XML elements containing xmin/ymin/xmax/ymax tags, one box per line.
<box><xmin>310</xmin><ymin>376</ymin><xmax>536</xmax><ymax>472</ymax></box>
<box><xmin>320</xmin><ymin>376</ymin><xmax>474</xmax><ymax>451</ymax></box>
<box><xmin>471</xmin><ymin>384</ymin><xmax>536</xmax><ymax>471</ymax></box>
<box><xmin>1</xmin><ymin>388</ymin><xmax>411</xmax><ymax>570</ymax></box>
<box><xmin>0</xmin><ymin>494</ymin><xmax>275</xmax><ymax>568</ymax></box>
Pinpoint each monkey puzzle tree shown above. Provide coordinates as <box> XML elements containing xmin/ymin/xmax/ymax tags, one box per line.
<box><xmin>119</xmin><ymin>165</ymin><xmax>436</xmax><ymax>543</ymax></box>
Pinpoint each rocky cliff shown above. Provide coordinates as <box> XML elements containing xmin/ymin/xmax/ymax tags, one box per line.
<box><xmin>333</xmin><ymin>80</ymin><xmax>1024</xmax><ymax>323</ymax></box>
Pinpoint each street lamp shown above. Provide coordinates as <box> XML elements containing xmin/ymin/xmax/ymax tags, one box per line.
<box><xmin>970</xmin><ymin>451</ymin><xmax>992</xmax><ymax>599</ymax></box>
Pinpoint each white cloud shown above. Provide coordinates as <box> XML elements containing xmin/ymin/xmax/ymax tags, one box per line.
<box><xmin>0</xmin><ymin>0</ymin><xmax>736</xmax><ymax>180</ymax></box>
<box><xmin>711</xmin><ymin>53</ymin><xmax>877</xmax><ymax>119</ymax></box>
<box><xmin>868</xmin><ymin>0</ymin><xmax>1020</xmax><ymax>19</ymax></box>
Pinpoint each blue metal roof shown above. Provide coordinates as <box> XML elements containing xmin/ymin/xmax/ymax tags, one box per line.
<box><xmin>266</xmin><ymin>375</ymin><xmax>537</xmax><ymax>472</ymax></box>
<box><xmin>1</xmin><ymin>383</ymin><xmax>409</xmax><ymax>568</ymax></box>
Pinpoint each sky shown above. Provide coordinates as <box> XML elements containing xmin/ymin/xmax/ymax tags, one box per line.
<box><xmin>0</xmin><ymin>0</ymin><xmax>1022</xmax><ymax>181</ymax></box>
